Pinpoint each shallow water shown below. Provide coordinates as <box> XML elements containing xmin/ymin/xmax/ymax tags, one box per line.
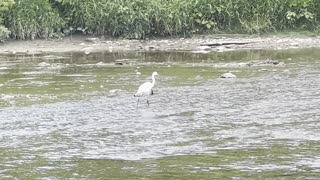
<box><xmin>0</xmin><ymin>48</ymin><xmax>320</xmax><ymax>179</ymax></box>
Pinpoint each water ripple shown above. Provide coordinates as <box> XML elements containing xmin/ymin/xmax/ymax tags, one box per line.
<box><xmin>0</xmin><ymin>68</ymin><xmax>319</xmax><ymax>162</ymax></box>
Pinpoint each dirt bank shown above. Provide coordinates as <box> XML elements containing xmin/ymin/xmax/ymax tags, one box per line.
<box><xmin>0</xmin><ymin>34</ymin><xmax>320</xmax><ymax>54</ymax></box>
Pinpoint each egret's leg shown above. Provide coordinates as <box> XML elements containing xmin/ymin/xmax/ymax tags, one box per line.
<box><xmin>136</xmin><ymin>98</ymin><xmax>140</xmax><ymax>108</ymax></box>
<box><xmin>147</xmin><ymin>97</ymin><xmax>150</xmax><ymax>107</ymax></box>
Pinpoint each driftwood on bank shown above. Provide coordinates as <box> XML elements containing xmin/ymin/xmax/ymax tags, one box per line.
<box><xmin>200</xmin><ymin>42</ymin><xmax>255</xmax><ymax>47</ymax></box>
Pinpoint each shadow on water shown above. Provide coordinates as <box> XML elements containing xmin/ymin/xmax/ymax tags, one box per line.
<box><xmin>0</xmin><ymin>48</ymin><xmax>320</xmax><ymax>179</ymax></box>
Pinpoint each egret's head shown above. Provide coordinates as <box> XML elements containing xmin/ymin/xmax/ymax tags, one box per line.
<box><xmin>152</xmin><ymin>72</ymin><xmax>159</xmax><ymax>76</ymax></box>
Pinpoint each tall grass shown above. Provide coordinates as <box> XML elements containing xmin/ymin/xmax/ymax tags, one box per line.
<box><xmin>57</xmin><ymin>0</ymin><xmax>195</xmax><ymax>38</ymax></box>
<box><xmin>0</xmin><ymin>0</ymin><xmax>14</xmax><ymax>40</ymax></box>
<box><xmin>5</xmin><ymin>0</ymin><xmax>63</xmax><ymax>40</ymax></box>
<box><xmin>58</xmin><ymin>0</ymin><xmax>319</xmax><ymax>37</ymax></box>
<box><xmin>2</xmin><ymin>0</ymin><xmax>320</xmax><ymax>40</ymax></box>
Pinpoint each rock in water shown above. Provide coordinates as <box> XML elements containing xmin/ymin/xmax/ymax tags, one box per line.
<box><xmin>220</xmin><ymin>72</ymin><xmax>237</xmax><ymax>78</ymax></box>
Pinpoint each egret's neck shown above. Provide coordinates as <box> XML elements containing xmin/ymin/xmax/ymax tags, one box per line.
<box><xmin>151</xmin><ymin>74</ymin><xmax>156</xmax><ymax>86</ymax></box>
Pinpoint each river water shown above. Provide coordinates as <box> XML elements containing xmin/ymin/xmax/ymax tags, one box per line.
<box><xmin>0</xmin><ymin>48</ymin><xmax>319</xmax><ymax>179</ymax></box>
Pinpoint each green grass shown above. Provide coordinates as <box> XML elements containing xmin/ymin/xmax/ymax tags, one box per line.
<box><xmin>5</xmin><ymin>0</ymin><xmax>63</xmax><ymax>40</ymax></box>
<box><xmin>1</xmin><ymin>0</ymin><xmax>320</xmax><ymax>40</ymax></box>
<box><xmin>0</xmin><ymin>0</ymin><xmax>14</xmax><ymax>40</ymax></box>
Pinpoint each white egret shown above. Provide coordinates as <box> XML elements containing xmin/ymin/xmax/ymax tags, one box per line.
<box><xmin>134</xmin><ymin>71</ymin><xmax>159</xmax><ymax>107</ymax></box>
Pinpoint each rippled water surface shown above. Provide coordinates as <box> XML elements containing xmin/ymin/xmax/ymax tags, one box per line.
<box><xmin>0</xmin><ymin>49</ymin><xmax>320</xmax><ymax>179</ymax></box>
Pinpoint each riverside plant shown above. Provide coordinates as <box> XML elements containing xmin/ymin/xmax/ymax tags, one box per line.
<box><xmin>2</xmin><ymin>0</ymin><xmax>320</xmax><ymax>39</ymax></box>
<box><xmin>5</xmin><ymin>0</ymin><xmax>64</xmax><ymax>40</ymax></box>
<box><xmin>0</xmin><ymin>0</ymin><xmax>14</xmax><ymax>41</ymax></box>
<box><xmin>58</xmin><ymin>0</ymin><xmax>320</xmax><ymax>37</ymax></box>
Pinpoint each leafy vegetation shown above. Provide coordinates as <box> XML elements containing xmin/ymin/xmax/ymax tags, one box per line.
<box><xmin>5</xmin><ymin>0</ymin><xmax>63</xmax><ymax>40</ymax></box>
<box><xmin>1</xmin><ymin>0</ymin><xmax>320</xmax><ymax>40</ymax></box>
<box><xmin>0</xmin><ymin>0</ymin><xmax>14</xmax><ymax>40</ymax></box>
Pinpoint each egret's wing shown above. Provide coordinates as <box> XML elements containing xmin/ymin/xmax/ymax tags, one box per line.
<box><xmin>138</xmin><ymin>82</ymin><xmax>152</xmax><ymax>91</ymax></box>
<box><xmin>135</xmin><ymin>82</ymin><xmax>152</xmax><ymax>96</ymax></box>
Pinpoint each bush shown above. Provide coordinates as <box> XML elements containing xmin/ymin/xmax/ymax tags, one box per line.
<box><xmin>0</xmin><ymin>0</ymin><xmax>14</xmax><ymax>41</ymax></box>
<box><xmin>57</xmin><ymin>0</ymin><xmax>320</xmax><ymax>38</ymax></box>
<box><xmin>57</xmin><ymin>0</ymin><xmax>191</xmax><ymax>38</ymax></box>
<box><xmin>0</xmin><ymin>26</ymin><xmax>10</xmax><ymax>41</ymax></box>
<box><xmin>2</xmin><ymin>0</ymin><xmax>320</xmax><ymax>39</ymax></box>
<box><xmin>5</xmin><ymin>0</ymin><xmax>64</xmax><ymax>40</ymax></box>
<box><xmin>285</xmin><ymin>0</ymin><xmax>318</xmax><ymax>29</ymax></box>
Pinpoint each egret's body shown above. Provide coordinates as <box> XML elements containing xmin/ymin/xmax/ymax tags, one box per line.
<box><xmin>134</xmin><ymin>72</ymin><xmax>158</xmax><ymax>107</ymax></box>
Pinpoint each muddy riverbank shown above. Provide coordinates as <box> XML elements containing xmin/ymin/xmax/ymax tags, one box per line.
<box><xmin>1</xmin><ymin>34</ymin><xmax>320</xmax><ymax>54</ymax></box>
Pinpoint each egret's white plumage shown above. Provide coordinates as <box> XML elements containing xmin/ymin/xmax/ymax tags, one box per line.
<box><xmin>134</xmin><ymin>71</ymin><xmax>158</xmax><ymax>107</ymax></box>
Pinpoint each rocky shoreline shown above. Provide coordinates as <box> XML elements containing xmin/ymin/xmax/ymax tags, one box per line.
<box><xmin>0</xmin><ymin>34</ymin><xmax>320</xmax><ymax>54</ymax></box>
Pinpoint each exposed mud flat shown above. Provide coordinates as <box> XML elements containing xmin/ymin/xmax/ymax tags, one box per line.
<box><xmin>1</xmin><ymin>35</ymin><xmax>320</xmax><ymax>54</ymax></box>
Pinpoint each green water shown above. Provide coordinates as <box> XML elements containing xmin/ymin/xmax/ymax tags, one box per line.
<box><xmin>0</xmin><ymin>48</ymin><xmax>319</xmax><ymax>179</ymax></box>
